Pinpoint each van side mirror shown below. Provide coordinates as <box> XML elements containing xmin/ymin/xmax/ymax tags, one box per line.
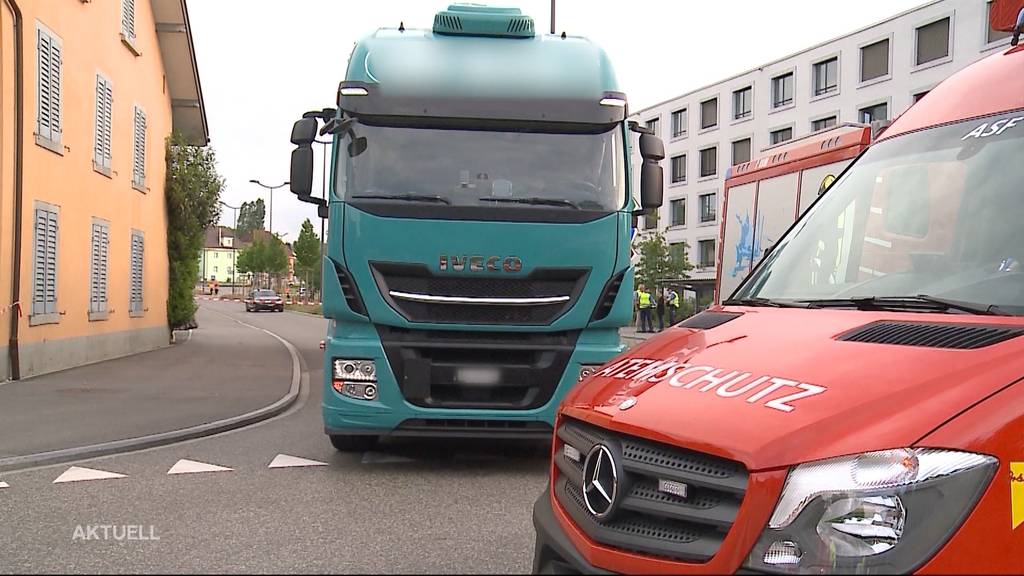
<box><xmin>638</xmin><ymin>133</ymin><xmax>664</xmax><ymax>212</ymax></box>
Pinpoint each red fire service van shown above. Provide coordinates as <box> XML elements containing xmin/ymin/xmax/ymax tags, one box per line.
<box><xmin>532</xmin><ymin>2</ymin><xmax>1024</xmax><ymax>573</ymax></box>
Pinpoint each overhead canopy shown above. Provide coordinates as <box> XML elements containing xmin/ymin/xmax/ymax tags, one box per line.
<box><xmin>151</xmin><ymin>0</ymin><xmax>209</xmax><ymax>145</ymax></box>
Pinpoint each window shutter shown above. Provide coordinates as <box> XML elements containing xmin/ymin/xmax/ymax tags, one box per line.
<box><xmin>94</xmin><ymin>76</ymin><xmax>113</xmax><ymax>169</ymax></box>
<box><xmin>130</xmin><ymin>232</ymin><xmax>144</xmax><ymax>312</ymax></box>
<box><xmin>32</xmin><ymin>209</ymin><xmax>47</xmax><ymax>315</ymax></box>
<box><xmin>122</xmin><ymin>0</ymin><xmax>136</xmax><ymax>41</ymax></box>
<box><xmin>916</xmin><ymin>18</ymin><xmax>950</xmax><ymax>65</ymax></box>
<box><xmin>133</xmin><ymin>107</ymin><xmax>146</xmax><ymax>188</ymax></box>
<box><xmin>90</xmin><ymin>223</ymin><xmax>109</xmax><ymax>312</ymax></box>
<box><xmin>37</xmin><ymin>28</ymin><xmax>62</xmax><ymax>143</ymax></box>
<box><xmin>45</xmin><ymin>210</ymin><xmax>58</xmax><ymax>314</ymax></box>
<box><xmin>861</xmin><ymin>39</ymin><xmax>889</xmax><ymax>82</ymax></box>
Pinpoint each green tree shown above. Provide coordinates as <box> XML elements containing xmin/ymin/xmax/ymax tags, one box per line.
<box><xmin>292</xmin><ymin>219</ymin><xmax>321</xmax><ymax>295</ymax></box>
<box><xmin>236</xmin><ymin>198</ymin><xmax>265</xmax><ymax>237</ymax></box>
<box><xmin>237</xmin><ymin>235</ymin><xmax>288</xmax><ymax>288</ymax></box>
<box><xmin>634</xmin><ymin>233</ymin><xmax>692</xmax><ymax>290</ymax></box>
<box><xmin>165</xmin><ymin>132</ymin><xmax>223</xmax><ymax>329</ymax></box>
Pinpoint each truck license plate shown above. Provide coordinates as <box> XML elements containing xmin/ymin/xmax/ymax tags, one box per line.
<box><xmin>456</xmin><ymin>367</ymin><xmax>501</xmax><ymax>386</ymax></box>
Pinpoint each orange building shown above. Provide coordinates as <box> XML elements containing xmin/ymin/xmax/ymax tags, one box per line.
<box><xmin>0</xmin><ymin>0</ymin><xmax>207</xmax><ymax>380</ymax></box>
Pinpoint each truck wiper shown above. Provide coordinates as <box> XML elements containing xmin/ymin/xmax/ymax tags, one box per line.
<box><xmin>351</xmin><ymin>193</ymin><xmax>450</xmax><ymax>204</ymax></box>
<box><xmin>478</xmin><ymin>197</ymin><xmax>579</xmax><ymax>209</ymax></box>
<box><xmin>721</xmin><ymin>297</ymin><xmax>812</xmax><ymax>308</ymax></box>
<box><xmin>797</xmin><ymin>295</ymin><xmax>1012</xmax><ymax>316</ymax></box>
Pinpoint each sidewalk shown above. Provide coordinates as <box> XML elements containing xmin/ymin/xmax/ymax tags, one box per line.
<box><xmin>0</xmin><ymin>306</ymin><xmax>296</xmax><ymax>467</ymax></box>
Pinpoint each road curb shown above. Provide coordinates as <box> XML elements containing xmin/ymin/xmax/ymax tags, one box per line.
<box><xmin>0</xmin><ymin>313</ymin><xmax>303</xmax><ymax>473</ymax></box>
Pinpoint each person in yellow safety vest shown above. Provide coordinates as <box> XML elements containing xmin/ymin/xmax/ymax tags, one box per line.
<box><xmin>666</xmin><ymin>287</ymin><xmax>681</xmax><ymax>327</ymax></box>
<box><xmin>635</xmin><ymin>283</ymin><xmax>654</xmax><ymax>333</ymax></box>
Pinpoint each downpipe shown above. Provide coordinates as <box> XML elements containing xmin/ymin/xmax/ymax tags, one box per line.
<box><xmin>3</xmin><ymin>0</ymin><xmax>23</xmax><ymax>380</ymax></box>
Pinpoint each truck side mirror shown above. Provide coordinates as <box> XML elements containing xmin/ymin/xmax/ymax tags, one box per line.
<box><xmin>290</xmin><ymin>145</ymin><xmax>313</xmax><ymax>197</ymax></box>
<box><xmin>638</xmin><ymin>133</ymin><xmax>665</xmax><ymax>212</ymax></box>
<box><xmin>291</xmin><ymin>118</ymin><xmax>318</xmax><ymax>146</ymax></box>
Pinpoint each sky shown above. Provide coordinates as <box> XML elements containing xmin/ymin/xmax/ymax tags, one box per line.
<box><xmin>187</xmin><ymin>0</ymin><xmax>924</xmax><ymax>241</ymax></box>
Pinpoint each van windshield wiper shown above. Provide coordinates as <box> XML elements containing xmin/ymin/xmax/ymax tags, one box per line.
<box><xmin>478</xmin><ymin>197</ymin><xmax>579</xmax><ymax>209</ymax></box>
<box><xmin>351</xmin><ymin>193</ymin><xmax>450</xmax><ymax>204</ymax></box>
<box><xmin>797</xmin><ymin>294</ymin><xmax>1012</xmax><ymax>316</ymax></box>
<box><xmin>721</xmin><ymin>297</ymin><xmax>812</xmax><ymax>308</ymax></box>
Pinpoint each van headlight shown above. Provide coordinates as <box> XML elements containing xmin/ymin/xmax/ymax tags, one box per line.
<box><xmin>744</xmin><ymin>449</ymin><xmax>996</xmax><ymax>574</ymax></box>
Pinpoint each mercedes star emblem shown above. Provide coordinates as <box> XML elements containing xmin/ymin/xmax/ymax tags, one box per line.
<box><xmin>582</xmin><ymin>444</ymin><xmax>619</xmax><ymax>519</ymax></box>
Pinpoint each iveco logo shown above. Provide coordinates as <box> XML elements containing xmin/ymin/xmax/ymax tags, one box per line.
<box><xmin>439</xmin><ymin>255</ymin><xmax>523</xmax><ymax>273</ymax></box>
<box><xmin>582</xmin><ymin>444</ymin><xmax>619</xmax><ymax>519</ymax></box>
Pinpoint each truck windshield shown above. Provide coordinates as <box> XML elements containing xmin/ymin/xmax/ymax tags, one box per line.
<box><xmin>335</xmin><ymin>120</ymin><xmax>624</xmax><ymax>211</ymax></box>
<box><xmin>736</xmin><ymin>110</ymin><xmax>1024</xmax><ymax>315</ymax></box>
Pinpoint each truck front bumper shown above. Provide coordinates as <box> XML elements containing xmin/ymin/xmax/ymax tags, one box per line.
<box><xmin>533</xmin><ymin>488</ymin><xmax>613</xmax><ymax>575</ymax></box>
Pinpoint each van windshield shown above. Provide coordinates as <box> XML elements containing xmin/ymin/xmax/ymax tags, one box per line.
<box><xmin>735</xmin><ymin>111</ymin><xmax>1024</xmax><ymax>315</ymax></box>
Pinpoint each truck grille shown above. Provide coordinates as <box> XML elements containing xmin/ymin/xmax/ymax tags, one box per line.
<box><xmin>370</xmin><ymin>262</ymin><xmax>588</xmax><ymax>325</ymax></box>
<box><xmin>554</xmin><ymin>418</ymin><xmax>748</xmax><ymax>562</ymax></box>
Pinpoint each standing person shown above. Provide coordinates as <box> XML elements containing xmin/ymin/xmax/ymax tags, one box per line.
<box><xmin>656</xmin><ymin>289</ymin><xmax>666</xmax><ymax>332</ymax></box>
<box><xmin>635</xmin><ymin>283</ymin><xmax>654</xmax><ymax>333</ymax></box>
<box><xmin>666</xmin><ymin>287</ymin><xmax>680</xmax><ymax>326</ymax></box>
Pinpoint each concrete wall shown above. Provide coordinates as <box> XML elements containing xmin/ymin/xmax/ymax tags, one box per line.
<box><xmin>1</xmin><ymin>0</ymin><xmax>176</xmax><ymax>379</ymax></box>
<box><xmin>631</xmin><ymin>0</ymin><xmax>1011</xmax><ymax>287</ymax></box>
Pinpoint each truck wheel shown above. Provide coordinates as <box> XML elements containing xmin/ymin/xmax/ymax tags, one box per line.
<box><xmin>329</xmin><ymin>434</ymin><xmax>377</xmax><ymax>452</ymax></box>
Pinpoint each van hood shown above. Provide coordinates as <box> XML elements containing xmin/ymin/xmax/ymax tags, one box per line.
<box><xmin>562</xmin><ymin>307</ymin><xmax>1024</xmax><ymax>471</ymax></box>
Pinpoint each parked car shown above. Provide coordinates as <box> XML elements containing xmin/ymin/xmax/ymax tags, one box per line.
<box><xmin>244</xmin><ymin>289</ymin><xmax>284</xmax><ymax>313</ymax></box>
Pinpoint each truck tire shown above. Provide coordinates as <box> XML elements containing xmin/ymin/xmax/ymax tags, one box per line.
<box><xmin>329</xmin><ymin>434</ymin><xmax>377</xmax><ymax>452</ymax></box>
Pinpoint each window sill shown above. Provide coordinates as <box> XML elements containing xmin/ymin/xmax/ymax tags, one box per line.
<box><xmin>981</xmin><ymin>39</ymin><xmax>1011</xmax><ymax>53</ymax></box>
<box><xmin>858</xmin><ymin>74</ymin><xmax>891</xmax><ymax>89</ymax></box>
<box><xmin>34</xmin><ymin>134</ymin><xmax>63</xmax><ymax>156</ymax></box>
<box><xmin>670</xmin><ymin>134</ymin><xmax>688</xmax><ymax>142</ymax></box>
<box><xmin>730</xmin><ymin>115</ymin><xmax>753</xmax><ymax>126</ymax></box>
<box><xmin>88</xmin><ymin>310</ymin><xmax>109</xmax><ymax>322</ymax></box>
<box><xmin>698</xmin><ymin>220</ymin><xmax>717</xmax><ymax>227</ymax></box>
<box><xmin>698</xmin><ymin>125</ymin><xmax>719</xmax><ymax>135</ymax></box>
<box><xmin>697</xmin><ymin>175</ymin><xmax>718</xmax><ymax>183</ymax></box>
<box><xmin>769</xmin><ymin>103</ymin><xmax>795</xmax><ymax>115</ymax></box>
<box><xmin>911</xmin><ymin>56</ymin><xmax>953</xmax><ymax>74</ymax></box>
<box><xmin>93</xmin><ymin>162</ymin><xmax>112</xmax><ymax>179</ymax></box>
<box><xmin>666</xmin><ymin>224</ymin><xmax>687</xmax><ymax>231</ymax></box>
<box><xmin>129</xmin><ymin>309</ymin><xmax>146</xmax><ymax>319</ymax></box>
<box><xmin>669</xmin><ymin>181</ymin><xmax>687</xmax><ymax>188</ymax></box>
<box><xmin>29</xmin><ymin>313</ymin><xmax>60</xmax><ymax>327</ymax></box>
<box><xmin>809</xmin><ymin>90</ymin><xmax>839</xmax><ymax>103</ymax></box>
<box><xmin>121</xmin><ymin>33</ymin><xmax>141</xmax><ymax>56</ymax></box>
<box><xmin>132</xmin><ymin>181</ymin><xmax>147</xmax><ymax>193</ymax></box>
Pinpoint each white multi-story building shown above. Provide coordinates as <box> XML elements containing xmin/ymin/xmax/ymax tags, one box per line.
<box><xmin>631</xmin><ymin>0</ymin><xmax>1014</xmax><ymax>305</ymax></box>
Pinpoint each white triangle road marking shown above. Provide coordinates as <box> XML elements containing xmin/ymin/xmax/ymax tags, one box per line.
<box><xmin>167</xmin><ymin>459</ymin><xmax>233</xmax><ymax>475</ymax></box>
<box><xmin>268</xmin><ymin>454</ymin><xmax>329</xmax><ymax>469</ymax></box>
<box><xmin>0</xmin><ymin>481</ymin><xmax>8</xmax><ymax>489</ymax></box>
<box><xmin>53</xmin><ymin>466</ymin><xmax>127</xmax><ymax>484</ymax></box>
<box><xmin>361</xmin><ymin>451</ymin><xmax>417</xmax><ymax>465</ymax></box>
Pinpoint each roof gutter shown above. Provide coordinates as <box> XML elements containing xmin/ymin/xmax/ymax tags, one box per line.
<box><xmin>4</xmin><ymin>0</ymin><xmax>23</xmax><ymax>380</ymax></box>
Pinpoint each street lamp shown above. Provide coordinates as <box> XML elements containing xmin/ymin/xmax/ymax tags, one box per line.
<box><xmin>248</xmin><ymin>179</ymin><xmax>289</xmax><ymax>237</ymax></box>
<box><xmin>219</xmin><ymin>200</ymin><xmax>240</xmax><ymax>296</ymax></box>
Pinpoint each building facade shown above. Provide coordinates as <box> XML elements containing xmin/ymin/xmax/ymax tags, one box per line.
<box><xmin>0</xmin><ymin>0</ymin><xmax>207</xmax><ymax>380</ymax></box>
<box><xmin>200</xmin><ymin>226</ymin><xmax>239</xmax><ymax>285</ymax></box>
<box><xmin>631</xmin><ymin>0</ymin><xmax>1013</xmax><ymax>304</ymax></box>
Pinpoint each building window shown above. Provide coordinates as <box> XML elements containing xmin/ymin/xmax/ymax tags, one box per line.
<box><xmin>813</xmin><ymin>57</ymin><xmax>839</xmax><ymax>96</ymax></box>
<box><xmin>699</xmin><ymin>193</ymin><xmax>717</xmax><ymax>223</ymax></box>
<box><xmin>132</xmin><ymin>106</ymin><xmax>147</xmax><ymax>191</ymax></box>
<box><xmin>770</xmin><ymin>127</ymin><xmax>794</xmax><ymax>145</ymax></box>
<box><xmin>671</xmin><ymin>108</ymin><xmax>687</xmax><ymax>138</ymax></box>
<box><xmin>860</xmin><ymin>102</ymin><xmax>888</xmax><ymax>124</ymax></box>
<box><xmin>670</xmin><ymin>154</ymin><xmax>686</xmax><ymax>184</ymax></box>
<box><xmin>700</xmin><ymin>98</ymin><xmax>718</xmax><ymax>130</ymax></box>
<box><xmin>732</xmin><ymin>87</ymin><xmax>752</xmax><ymax>120</ymax></box>
<box><xmin>35</xmin><ymin>25</ymin><xmax>62</xmax><ymax>152</ymax></box>
<box><xmin>915</xmin><ymin>17</ymin><xmax>951</xmax><ymax>66</ymax></box>
<box><xmin>645</xmin><ymin>117</ymin><xmax>659</xmax><ymax>136</ymax></box>
<box><xmin>771</xmin><ymin>72</ymin><xmax>793</xmax><ymax>108</ymax></box>
<box><xmin>670</xmin><ymin>198</ymin><xmax>686</xmax><ymax>227</ymax></box>
<box><xmin>130</xmin><ymin>230</ymin><xmax>145</xmax><ymax>316</ymax></box>
<box><xmin>31</xmin><ymin>203</ymin><xmax>59</xmax><ymax>324</ymax></box>
<box><xmin>669</xmin><ymin>242</ymin><xmax>687</xmax><ymax>262</ymax></box>
<box><xmin>988</xmin><ymin>1</ymin><xmax>1012</xmax><ymax>44</ymax></box>
<box><xmin>860</xmin><ymin>39</ymin><xmax>890</xmax><ymax>82</ymax></box>
<box><xmin>89</xmin><ymin>220</ymin><xmax>109</xmax><ymax>320</ymax></box>
<box><xmin>643</xmin><ymin>210</ymin><xmax>659</xmax><ymax>230</ymax></box>
<box><xmin>698</xmin><ymin>239</ymin><xmax>716</xmax><ymax>268</ymax></box>
<box><xmin>812</xmin><ymin>116</ymin><xmax>837</xmax><ymax>132</ymax></box>
<box><xmin>913</xmin><ymin>91</ymin><xmax>929</xmax><ymax>103</ymax></box>
<box><xmin>93</xmin><ymin>75</ymin><xmax>113</xmax><ymax>175</ymax></box>
<box><xmin>699</xmin><ymin>146</ymin><xmax>717</xmax><ymax>178</ymax></box>
<box><xmin>732</xmin><ymin>138</ymin><xmax>751</xmax><ymax>165</ymax></box>
<box><xmin>121</xmin><ymin>0</ymin><xmax>137</xmax><ymax>45</ymax></box>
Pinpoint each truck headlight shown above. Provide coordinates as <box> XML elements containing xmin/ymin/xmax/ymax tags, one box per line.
<box><xmin>332</xmin><ymin>359</ymin><xmax>377</xmax><ymax>401</ymax></box>
<box><xmin>744</xmin><ymin>448</ymin><xmax>996</xmax><ymax>574</ymax></box>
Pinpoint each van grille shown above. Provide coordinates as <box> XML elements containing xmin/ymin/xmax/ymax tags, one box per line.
<box><xmin>838</xmin><ymin>321</ymin><xmax>1024</xmax><ymax>349</ymax></box>
<box><xmin>554</xmin><ymin>418</ymin><xmax>748</xmax><ymax>562</ymax></box>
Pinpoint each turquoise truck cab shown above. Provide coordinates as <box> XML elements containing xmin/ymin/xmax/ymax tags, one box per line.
<box><xmin>286</xmin><ymin>4</ymin><xmax>665</xmax><ymax>450</ymax></box>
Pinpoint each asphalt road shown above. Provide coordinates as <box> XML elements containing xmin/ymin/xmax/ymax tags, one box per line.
<box><xmin>0</xmin><ymin>301</ymin><xmax>550</xmax><ymax>574</ymax></box>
